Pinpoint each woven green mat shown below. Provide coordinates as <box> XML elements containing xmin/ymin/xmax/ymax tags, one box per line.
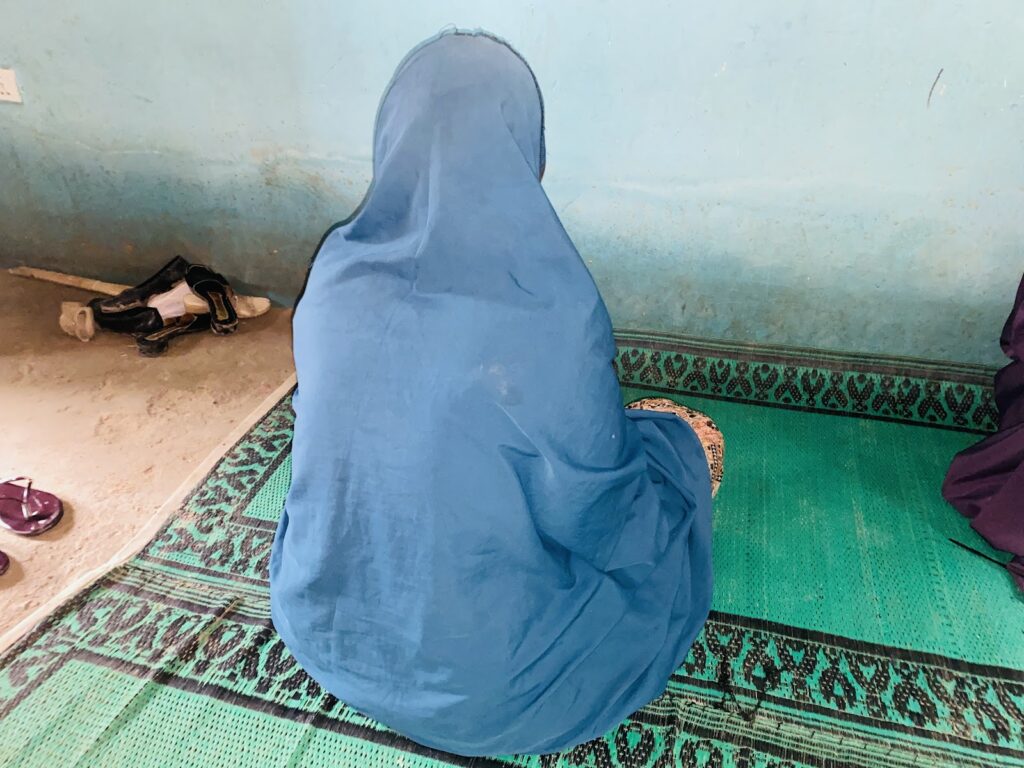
<box><xmin>2</xmin><ymin>335</ymin><xmax>1022</xmax><ymax>768</ymax></box>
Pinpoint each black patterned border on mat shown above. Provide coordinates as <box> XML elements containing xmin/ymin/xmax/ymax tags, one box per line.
<box><xmin>613</xmin><ymin>331</ymin><xmax>999</xmax><ymax>433</ymax></box>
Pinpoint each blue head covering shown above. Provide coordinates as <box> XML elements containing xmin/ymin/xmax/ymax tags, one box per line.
<box><xmin>271</xmin><ymin>30</ymin><xmax>713</xmax><ymax>756</ymax></box>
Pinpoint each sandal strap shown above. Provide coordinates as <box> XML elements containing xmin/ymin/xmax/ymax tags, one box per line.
<box><xmin>0</xmin><ymin>476</ymin><xmax>33</xmax><ymax>516</ymax></box>
<box><xmin>0</xmin><ymin>476</ymin><xmax>32</xmax><ymax>504</ymax></box>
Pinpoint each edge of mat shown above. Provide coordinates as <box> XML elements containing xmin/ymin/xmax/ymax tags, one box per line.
<box><xmin>613</xmin><ymin>330</ymin><xmax>1000</xmax><ymax>433</ymax></box>
<box><xmin>0</xmin><ymin>373</ymin><xmax>298</xmax><ymax>654</ymax></box>
<box><xmin>614</xmin><ymin>330</ymin><xmax>1000</xmax><ymax>382</ymax></box>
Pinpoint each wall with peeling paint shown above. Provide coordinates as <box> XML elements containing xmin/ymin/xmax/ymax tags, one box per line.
<box><xmin>2</xmin><ymin>1</ymin><xmax>1022</xmax><ymax>365</ymax></box>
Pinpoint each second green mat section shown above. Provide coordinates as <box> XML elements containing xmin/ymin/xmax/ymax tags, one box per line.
<box><xmin>623</xmin><ymin>387</ymin><xmax>1024</xmax><ymax>669</ymax></box>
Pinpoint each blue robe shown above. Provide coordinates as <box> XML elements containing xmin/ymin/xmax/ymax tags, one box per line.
<box><xmin>271</xmin><ymin>30</ymin><xmax>713</xmax><ymax>756</ymax></box>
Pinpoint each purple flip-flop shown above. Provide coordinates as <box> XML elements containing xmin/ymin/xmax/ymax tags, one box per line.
<box><xmin>0</xmin><ymin>550</ymin><xmax>9</xmax><ymax>576</ymax></box>
<box><xmin>0</xmin><ymin>477</ymin><xmax>64</xmax><ymax>536</ymax></box>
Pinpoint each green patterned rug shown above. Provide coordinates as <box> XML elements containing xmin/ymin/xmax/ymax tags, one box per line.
<box><xmin>2</xmin><ymin>333</ymin><xmax>1022</xmax><ymax>768</ymax></box>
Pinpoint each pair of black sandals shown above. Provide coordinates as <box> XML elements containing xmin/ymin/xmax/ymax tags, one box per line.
<box><xmin>90</xmin><ymin>256</ymin><xmax>239</xmax><ymax>356</ymax></box>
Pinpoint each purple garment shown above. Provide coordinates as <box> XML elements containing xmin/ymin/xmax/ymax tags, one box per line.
<box><xmin>943</xmin><ymin>273</ymin><xmax>1024</xmax><ymax>591</ymax></box>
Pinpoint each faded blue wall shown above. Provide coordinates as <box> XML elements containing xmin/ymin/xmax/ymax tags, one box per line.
<box><xmin>2</xmin><ymin>1</ymin><xmax>1022</xmax><ymax>365</ymax></box>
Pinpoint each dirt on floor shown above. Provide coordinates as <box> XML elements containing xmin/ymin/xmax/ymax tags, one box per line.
<box><xmin>0</xmin><ymin>271</ymin><xmax>294</xmax><ymax>638</ymax></box>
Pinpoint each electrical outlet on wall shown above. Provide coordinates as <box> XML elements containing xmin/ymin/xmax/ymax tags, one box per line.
<box><xmin>0</xmin><ymin>68</ymin><xmax>23</xmax><ymax>103</ymax></box>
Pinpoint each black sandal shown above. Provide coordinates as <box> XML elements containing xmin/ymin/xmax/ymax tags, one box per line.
<box><xmin>135</xmin><ymin>313</ymin><xmax>212</xmax><ymax>357</ymax></box>
<box><xmin>186</xmin><ymin>265</ymin><xmax>238</xmax><ymax>335</ymax></box>
<box><xmin>92</xmin><ymin>255</ymin><xmax>190</xmax><ymax>314</ymax></box>
<box><xmin>89</xmin><ymin>255</ymin><xmax>191</xmax><ymax>335</ymax></box>
<box><xmin>88</xmin><ymin>302</ymin><xmax>163</xmax><ymax>335</ymax></box>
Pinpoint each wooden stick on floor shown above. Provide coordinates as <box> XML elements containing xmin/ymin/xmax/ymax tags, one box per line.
<box><xmin>9</xmin><ymin>266</ymin><xmax>129</xmax><ymax>296</ymax></box>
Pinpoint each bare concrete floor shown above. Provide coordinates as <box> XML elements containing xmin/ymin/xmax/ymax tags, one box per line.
<box><xmin>0</xmin><ymin>271</ymin><xmax>294</xmax><ymax>637</ymax></box>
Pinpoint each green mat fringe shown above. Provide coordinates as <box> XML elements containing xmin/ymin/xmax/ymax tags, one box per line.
<box><xmin>2</xmin><ymin>333</ymin><xmax>1021</xmax><ymax>768</ymax></box>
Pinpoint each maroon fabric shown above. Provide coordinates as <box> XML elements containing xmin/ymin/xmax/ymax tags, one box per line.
<box><xmin>943</xmin><ymin>273</ymin><xmax>1024</xmax><ymax>591</ymax></box>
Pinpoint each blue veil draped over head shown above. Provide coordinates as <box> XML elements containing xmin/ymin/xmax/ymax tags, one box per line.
<box><xmin>271</xmin><ymin>30</ymin><xmax>713</xmax><ymax>756</ymax></box>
